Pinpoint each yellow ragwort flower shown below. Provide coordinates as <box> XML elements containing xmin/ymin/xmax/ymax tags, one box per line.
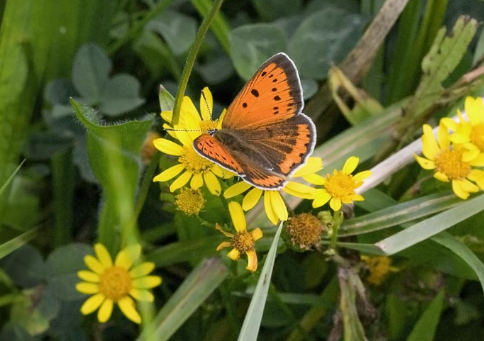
<box><xmin>361</xmin><ymin>255</ymin><xmax>398</xmax><ymax>286</ymax></box>
<box><xmin>76</xmin><ymin>244</ymin><xmax>161</xmax><ymax>324</ymax></box>
<box><xmin>309</xmin><ymin>156</ymin><xmax>371</xmax><ymax>211</ymax></box>
<box><xmin>442</xmin><ymin>96</ymin><xmax>484</xmax><ymax>166</ymax></box>
<box><xmin>285</xmin><ymin>213</ymin><xmax>325</xmax><ymax>250</ymax></box>
<box><xmin>215</xmin><ymin>202</ymin><xmax>263</xmax><ymax>272</ymax></box>
<box><xmin>224</xmin><ymin>157</ymin><xmax>321</xmax><ymax>225</ymax></box>
<box><xmin>153</xmin><ymin>88</ymin><xmax>233</xmax><ymax>195</ymax></box>
<box><xmin>415</xmin><ymin>123</ymin><xmax>484</xmax><ymax>199</ymax></box>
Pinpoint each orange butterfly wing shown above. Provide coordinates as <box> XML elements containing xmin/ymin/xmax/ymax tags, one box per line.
<box><xmin>194</xmin><ymin>53</ymin><xmax>316</xmax><ymax>190</ymax></box>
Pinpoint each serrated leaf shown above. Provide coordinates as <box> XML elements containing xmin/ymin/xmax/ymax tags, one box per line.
<box><xmin>288</xmin><ymin>8</ymin><xmax>364</xmax><ymax>80</ymax></box>
<box><xmin>147</xmin><ymin>11</ymin><xmax>197</xmax><ymax>56</ymax></box>
<box><xmin>229</xmin><ymin>23</ymin><xmax>287</xmax><ymax>80</ymax></box>
<box><xmin>72</xmin><ymin>43</ymin><xmax>111</xmax><ymax>103</ymax></box>
<box><xmin>99</xmin><ymin>74</ymin><xmax>145</xmax><ymax>116</ymax></box>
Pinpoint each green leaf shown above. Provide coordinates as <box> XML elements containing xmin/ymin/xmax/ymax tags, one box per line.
<box><xmin>72</xmin><ymin>43</ymin><xmax>111</xmax><ymax>103</ymax></box>
<box><xmin>158</xmin><ymin>85</ymin><xmax>175</xmax><ymax>112</ymax></box>
<box><xmin>229</xmin><ymin>23</ymin><xmax>287</xmax><ymax>80</ymax></box>
<box><xmin>139</xmin><ymin>258</ymin><xmax>228</xmax><ymax>341</ymax></box>
<box><xmin>146</xmin><ymin>11</ymin><xmax>197</xmax><ymax>56</ymax></box>
<box><xmin>99</xmin><ymin>74</ymin><xmax>145</xmax><ymax>116</ymax></box>
<box><xmin>71</xmin><ymin>99</ymin><xmax>154</xmax><ymax>251</ymax></box>
<box><xmin>46</xmin><ymin>243</ymin><xmax>92</xmax><ymax>301</ymax></box>
<box><xmin>1</xmin><ymin>244</ymin><xmax>46</xmax><ymax>288</ymax></box>
<box><xmin>375</xmin><ymin>194</ymin><xmax>484</xmax><ymax>255</ymax></box>
<box><xmin>251</xmin><ymin>0</ymin><xmax>302</xmax><ymax>21</ymax></box>
<box><xmin>0</xmin><ymin>229</ymin><xmax>37</xmax><ymax>261</ymax></box>
<box><xmin>406</xmin><ymin>290</ymin><xmax>444</xmax><ymax>341</ymax></box>
<box><xmin>432</xmin><ymin>233</ymin><xmax>484</xmax><ymax>295</ymax></box>
<box><xmin>238</xmin><ymin>223</ymin><xmax>283</xmax><ymax>341</ymax></box>
<box><xmin>288</xmin><ymin>8</ymin><xmax>364</xmax><ymax>80</ymax></box>
<box><xmin>0</xmin><ymin>161</ymin><xmax>25</xmax><ymax>197</ymax></box>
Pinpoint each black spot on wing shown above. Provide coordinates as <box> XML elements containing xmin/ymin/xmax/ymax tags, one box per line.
<box><xmin>251</xmin><ymin>89</ymin><xmax>259</xmax><ymax>97</ymax></box>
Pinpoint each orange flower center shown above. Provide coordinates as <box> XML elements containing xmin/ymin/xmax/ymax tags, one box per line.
<box><xmin>434</xmin><ymin>148</ymin><xmax>470</xmax><ymax>180</ymax></box>
<box><xmin>99</xmin><ymin>267</ymin><xmax>132</xmax><ymax>301</ymax></box>
<box><xmin>324</xmin><ymin>171</ymin><xmax>357</xmax><ymax>200</ymax></box>
<box><xmin>179</xmin><ymin>146</ymin><xmax>214</xmax><ymax>174</ymax></box>
<box><xmin>470</xmin><ymin>122</ymin><xmax>484</xmax><ymax>151</ymax></box>
<box><xmin>232</xmin><ymin>231</ymin><xmax>255</xmax><ymax>253</ymax></box>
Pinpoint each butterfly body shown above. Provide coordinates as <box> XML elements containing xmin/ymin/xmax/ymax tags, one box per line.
<box><xmin>194</xmin><ymin>53</ymin><xmax>316</xmax><ymax>190</ymax></box>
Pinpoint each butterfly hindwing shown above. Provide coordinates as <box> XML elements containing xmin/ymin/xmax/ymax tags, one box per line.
<box><xmin>193</xmin><ymin>134</ymin><xmax>244</xmax><ymax>175</ymax></box>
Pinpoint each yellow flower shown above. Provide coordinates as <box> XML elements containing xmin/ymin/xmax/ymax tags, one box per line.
<box><xmin>442</xmin><ymin>97</ymin><xmax>484</xmax><ymax>165</ymax></box>
<box><xmin>285</xmin><ymin>213</ymin><xmax>325</xmax><ymax>250</ymax></box>
<box><xmin>415</xmin><ymin>123</ymin><xmax>484</xmax><ymax>199</ymax></box>
<box><xmin>153</xmin><ymin>88</ymin><xmax>233</xmax><ymax>195</ymax></box>
<box><xmin>76</xmin><ymin>244</ymin><xmax>161</xmax><ymax>324</ymax></box>
<box><xmin>175</xmin><ymin>188</ymin><xmax>205</xmax><ymax>215</ymax></box>
<box><xmin>215</xmin><ymin>202</ymin><xmax>263</xmax><ymax>272</ymax></box>
<box><xmin>224</xmin><ymin>157</ymin><xmax>321</xmax><ymax>225</ymax></box>
<box><xmin>310</xmin><ymin>156</ymin><xmax>371</xmax><ymax>211</ymax></box>
<box><xmin>361</xmin><ymin>255</ymin><xmax>398</xmax><ymax>286</ymax></box>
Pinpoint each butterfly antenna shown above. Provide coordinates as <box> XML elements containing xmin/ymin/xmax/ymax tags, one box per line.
<box><xmin>164</xmin><ymin>128</ymin><xmax>203</xmax><ymax>132</ymax></box>
<box><xmin>201</xmin><ymin>90</ymin><xmax>213</xmax><ymax>119</ymax></box>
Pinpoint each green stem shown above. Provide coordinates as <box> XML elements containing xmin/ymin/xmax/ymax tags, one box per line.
<box><xmin>171</xmin><ymin>0</ymin><xmax>225</xmax><ymax>125</ymax></box>
<box><xmin>330</xmin><ymin>210</ymin><xmax>343</xmax><ymax>250</ymax></box>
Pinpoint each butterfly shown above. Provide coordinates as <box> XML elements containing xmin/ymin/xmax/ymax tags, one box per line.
<box><xmin>193</xmin><ymin>53</ymin><xmax>316</xmax><ymax>190</ymax></box>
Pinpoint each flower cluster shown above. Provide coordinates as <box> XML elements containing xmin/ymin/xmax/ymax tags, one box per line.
<box><xmin>152</xmin><ymin>87</ymin><xmax>372</xmax><ymax>271</ymax></box>
<box><xmin>415</xmin><ymin>97</ymin><xmax>484</xmax><ymax>199</ymax></box>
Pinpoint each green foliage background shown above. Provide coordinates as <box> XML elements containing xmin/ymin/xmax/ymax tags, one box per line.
<box><xmin>1</xmin><ymin>0</ymin><xmax>484</xmax><ymax>340</ymax></box>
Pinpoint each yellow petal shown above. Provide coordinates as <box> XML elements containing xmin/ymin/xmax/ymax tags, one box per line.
<box><xmin>342</xmin><ymin>156</ymin><xmax>358</xmax><ymax>174</ymax></box>
<box><xmin>170</xmin><ymin>170</ymin><xmax>192</xmax><ymax>192</ymax></box>
<box><xmin>153</xmin><ymin>164</ymin><xmax>185</xmax><ymax>182</ymax></box>
<box><xmin>153</xmin><ymin>138</ymin><xmax>183</xmax><ymax>156</ymax></box>
<box><xmin>245</xmin><ymin>250</ymin><xmax>258</xmax><ymax>272</ymax></box>
<box><xmin>268</xmin><ymin>191</ymin><xmax>288</xmax><ymax>222</ymax></box>
<box><xmin>463</xmin><ymin>149</ymin><xmax>480</xmax><ymax>163</ymax></box>
<box><xmin>190</xmin><ymin>172</ymin><xmax>203</xmax><ymax>189</ymax></box>
<box><xmin>250</xmin><ymin>228</ymin><xmax>263</xmax><ymax>242</ymax></box>
<box><xmin>452</xmin><ymin>180</ymin><xmax>470</xmax><ymax>200</ymax></box>
<box><xmin>77</xmin><ymin>270</ymin><xmax>100</xmax><ymax>283</ymax></box>
<box><xmin>450</xmin><ymin>132</ymin><xmax>471</xmax><ymax>144</ymax></box>
<box><xmin>98</xmin><ymin>299</ymin><xmax>113</xmax><ymax>323</ymax></box>
<box><xmin>216</xmin><ymin>241</ymin><xmax>232</xmax><ymax>251</ymax></box>
<box><xmin>227</xmin><ymin>248</ymin><xmax>240</xmax><ymax>261</ymax></box>
<box><xmin>80</xmin><ymin>293</ymin><xmax>105</xmax><ymax>315</ymax></box>
<box><xmin>132</xmin><ymin>276</ymin><xmax>162</xmax><ymax>289</ymax></box>
<box><xmin>470</xmin><ymin>153</ymin><xmax>484</xmax><ymax>167</ymax></box>
<box><xmin>130</xmin><ymin>288</ymin><xmax>154</xmax><ymax>302</ymax></box>
<box><xmin>84</xmin><ymin>255</ymin><xmax>105</xmax><ymax>274</ymax></box>
<box><xmin>437</xmin><ymin>123</ymin><xmax>450</xmax><ymax>150</ymax></box>
<box><xmin>465</xmin><ymin>96</ymin><xmax>484</xmax><ymax>125</ymax></box>
<box><xmin>353</xmin><ymin>170</ymin><xmax>372</xmax><ymax>182</ymax></box>
<box><xmin>263</xmin><ymin>192</ymin><xmax>279</xmax><ymax>225</ymax></box>
<box><xmin>204</xmin><ymin>171</ymin><xmax>221</xmax><ymax>196</ymax></box>
<box><xmin>118</xmin><ymin>296</ymin><xmax>141</xmax><ymax>324</ymax></box>
<box><xmin>200</xmin><ymin>87</ymin><xmax>213</xmax><ymax>121</ymax></box>
<box><xmin>414</xmin><ymin>154</ymin><xmax>436</xmax><ymax>170</ymax></box>
<box><xmin>115</xmin><ymin>244</ymin><xmax>141</xmax><ymax>269</ymax></box>
<box><xmin>174</xmin><ymin>126</ymin><xmax>195</xmax><ymax>148</ymax></box>
<box><xmin>283</xmin><ymin>182</ymin><xmax>315</xmax><ymax>200</ymax></box>
<box><xmin>130</xmin><ymin>262</ymin><xmax>155</xmax><ymax>278</ymax></box>
<box><xmin>352</xmin><ymin>194</ymin><xmax>365</xmax><ymax>202</ymax></box>
<box><xmin>228</xmin><ymin>201</ymin><xmax>247</xmax><ymax>232</ymax></box>
<box><xmin>292</xmin><ymin>157</ymin><xmax>323</xmax><ymax>177</ymax></box>
<box><xmin>76</xmin><ymin>282</ymin><xmax>100</xmax><ymax>294</ymax></box>
<box><xmin>94</xmin><ymin>243</ymin><xmax>113</xmax><ymax>268</ymax></box>
<box><xmin>441</xmin><ymin>117</ymin><xmax>458</xmax><ymax>131</ymax></box>
<box><xmin>303</xmin><ymin>173</ymin><xmax>326</xmax><ymax>185</ymax></box>
<box><xmin>212</xmin><ymin>165</ymin><xmax>235</xmax><ymax>179</ymax></box>
<box><xmin>421</xmin><ymin>124</ymin><xmax>439</xmax><ymax>160</ymax></box>
<box><xmin>224</xmin><ymin>181</ymin><xmax>251</xmax><ymax>198</ymax></box>
<box><xmin>312</xmin><ymin>190</ymin><xmax>331</xmax><ymax>208</ymax></box>
<box><xmin>242</xmin><ymin>188</ymin><xmax>262</xmax><ymax>210</ymax></box>
<box><xmin>180</xmin><ymin>96</ymin><xmax>202</xmax><ymax>128</ymax></box>
<box><xmin>434</xmin><ymin>171</ymin><xmax>449</xmax><ymax>182</ymax></box>
<box><xmin>329</xmin><ymin>197</ymin><xmax>342</xmax><ymax>211</ymax></box>
<box><xmin>160</xmin><ymin>110</ymin><xmax>173</xmax><ymax>124</ymax></box>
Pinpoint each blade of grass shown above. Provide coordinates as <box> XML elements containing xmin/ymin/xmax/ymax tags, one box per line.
<box><xmin>0</xmin><ymin>228</ymin><xmax>38</xmax><ymax>260</ymax></box>
<box><xmin>375</xmin><ymin>193</ymin><xmax>484</xmax><ymax>255</ymax></box>
<box><xmin>238</xmin><ymin>222</ymin><xmax>283</xmax><ymax>341</ymax></box>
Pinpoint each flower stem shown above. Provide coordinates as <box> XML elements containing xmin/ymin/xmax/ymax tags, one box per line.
<box><xmin>330</xmin><ymin>210</ymin><xmax>343</xmax><ymax>249</ymax></box>
<box><xmin>171</xmin><ymin>0</ymin><xmax>225</xmax><ymax>125</ymax></box>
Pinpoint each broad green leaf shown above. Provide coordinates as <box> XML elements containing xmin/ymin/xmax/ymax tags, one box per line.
<box><xmin>147</xmin><ymin>11</ymin><xmax>197</xmax><ymax>56</ymax></box>
<box><xmin>406</xmin><ymin>290</ymin><xmax>444</xmax><ymax>341</ymax></box>
<box><xmin>99</xmin><ymin>74</ymin><xmax>145</xmax><ymax>116</ymax></box>
<box><xmin>1</xmin><ymin>244</ymin><xmax>46</xmax><ymax>288</ymax></box>
<box><xmin>251</xmin><ymin>0</ymin><xmax>302</xmax><ymax>21</ymax></box>
<box><xmin>72</xmin><ymin>43</ymin><xmax>111</xmax><ymax>104</ymax></box>
<box><xmin>45</xmin><ymin>243</ymin><xmax>92</xmax><ymax>301</ymax></box>
<box><xmin>288</xmin><ymin>8</ymin><xmax>364</xmax><ymax>80</ymax></box>
<box><xmin>375</xmin><ymin>194</ymin><xmax>484</xmax><ymax>255</ymax></box>
<box><xmin>71</xmin><ymin>99</ymin><xmax>154</xmax><ymax>251</ymax></box>
<box><xmin>229</xmin><ymin>23</ymin><xmax>287</xmax><ymax>80</ymax></box>
<box><xmin>238</xmin><ymin>222</ymin><xmax>283</xmax><ymax>341</ymax></box>
<box><xmin>139</xmin><ymin>258</ymin><xmax>228</xmax><ymax>341</ymax></box>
